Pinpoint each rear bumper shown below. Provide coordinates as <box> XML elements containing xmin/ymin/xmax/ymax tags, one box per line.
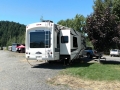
<box><xmin>60</xmin><ymin>55</ymin><xmax>70</xmax><ymax>60</ymax></box>
<box><xmin>26</xmin><ymin>55</ymin><xmax>55</xmax><ymax>61</ymax></box>
<box><xmin>110</xmin><ymin>54</ymin><xmax>120</xmax><ymax>56</ymax></box>
<box><xmin>93</xmin><ymin>54</ymin><xmax>103</xmax><ymax>57</ymax></box>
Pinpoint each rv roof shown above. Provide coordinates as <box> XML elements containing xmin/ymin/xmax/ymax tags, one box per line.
<box><xmin>56</xmin><ymin>24</ymin><xmax>70</xmax><ymax>30</ymax></box>
<box><xmin>26</xmin><ymin>22</ymin><xmax>53</xmax><ymax>29</ymax></box>
<box><xmin>42</xmin><ymin>20</ymin><xmax>53</xmax><ymax>23</ymax></box>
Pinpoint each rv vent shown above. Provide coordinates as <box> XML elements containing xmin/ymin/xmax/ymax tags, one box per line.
<box><xmin>42</xmin><ymin>20</ymin><xmax>53</xmax><ymax>23</ymax></box>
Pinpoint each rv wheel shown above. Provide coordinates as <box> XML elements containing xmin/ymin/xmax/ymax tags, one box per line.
<box><xmin>47</xmin><ymin>60</ymin><xmax>50</xmax><ymax>63</ymax></box>
<box><xmin>65</xmin><ymin>58</ymin><xmax>70</xmax><ymax>65</ymax></box>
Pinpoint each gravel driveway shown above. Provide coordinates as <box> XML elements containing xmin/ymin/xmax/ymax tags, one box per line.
<box><xmin>1</xmin><ymin>50</ymin><xmax>120</xmax><ymax>90</ymax></box>
<box><xmin>0</xmin><ymin>50</ymin><xmax>69</xmax><ymax>90</ymax></box>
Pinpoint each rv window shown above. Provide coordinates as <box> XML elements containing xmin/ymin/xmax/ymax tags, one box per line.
<box><xmin>61</xmin><ymin>36</ymin><xmax>68</xmax><ymax>43</ymax></box>
<box><xmin>73</xmin><ymin>37</ymin><xmax>78</xmax><ymax>47</ymax></box>
<box><xmin>57</xmin><ymin>33</ymin><xmax>59</xmax><ymax>48</ymax></box>
<box><xmin>85</xmin><ymin>47</ymin><xmax>92</xmax><ymax>50</ymax></box>
<box><xmin>30</xmin><ymin>31</ymin><xmax>51</xmax><ymax>48</ymax></box>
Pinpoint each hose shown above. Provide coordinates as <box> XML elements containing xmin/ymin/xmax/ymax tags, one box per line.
<box><xmin>26</xmin><ymin>58</ymin><xmax>34</xmax><ymax>67</ymax></box>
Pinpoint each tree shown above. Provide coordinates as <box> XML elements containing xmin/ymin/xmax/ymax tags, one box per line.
<box><xmin>93</xmin><ymin>0</ymin><xmax>104</xmax><ymax>13</ymax></box>
<box><xmin>93</xmin><ymin>0</ymin><xmax>113</xmax><ymax>11</ymax></box>
<box><xmin>0</xmin><ymin>21</ymin><xmax>26</xmax><ymax>46</ymax></box>
<box><xmin>113</xmin><ymin>0</ymin><xmax>120</xmax><ymax>20</ymax></box>
<box><xmin>85</xmin><ymin>6</ymin><xmax>120</xmax><ymax>52</ymax></box>
<box><xmin>57</xmin><ymin>14</ymin><xmax>86</xmax><ymax>33</ymax></box>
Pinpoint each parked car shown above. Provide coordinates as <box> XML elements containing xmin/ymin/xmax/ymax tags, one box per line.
<box><xmin>16</xmin><ymin>44</ymin><xmax>25</xmax><ymax>53</ymax></box>
<box><xmin>83</xmin><ymin>47</ymin><xmax>103</xmax><ymax>59</ymax></box>
<box><xmin>110</xmin><ymin>49</ymin><xmax>120</xmax><ymax>57</ymax></box>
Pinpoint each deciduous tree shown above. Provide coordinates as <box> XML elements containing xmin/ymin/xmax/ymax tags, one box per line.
<box><xmin>85</xmin><ymin>5</ymin><xmax>120</xmax><ymax>52</ymax></box>
<box><xmin>57</xmin><ymin>14</ymin><xmax>86</xmax><ymax>33</ymax></box>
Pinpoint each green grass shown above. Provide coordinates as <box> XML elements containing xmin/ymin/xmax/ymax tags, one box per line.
<box><xmin>61</xmin><ymin>63</ymin><xmax>120</xmax><ymax>81</ymax></box>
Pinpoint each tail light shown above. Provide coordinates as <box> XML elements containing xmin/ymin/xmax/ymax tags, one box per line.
<box><xmin>26</xmin><ymin>52</ymin><xmax>28</xmax><ymax>54</ymax></box>
<box><xmin>94</xmin><ymin>51</ymin><xmax>97</xmax><ymax>54</ymax></box>
<box><xmin>26</xmin><ymin>52</ymin><xmax>30</xmax><ymax>54</ymax></box>
<box><xmin>51</xmin><ymin>52</ymin><xmax>52</xmax><ymax>54</ymax></box>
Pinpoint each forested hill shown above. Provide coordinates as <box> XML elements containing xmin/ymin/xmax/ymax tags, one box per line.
<box><xmin>0</xmin><ymin>21</ymin><xmax>26</xmax><ymax>47</ymax></box>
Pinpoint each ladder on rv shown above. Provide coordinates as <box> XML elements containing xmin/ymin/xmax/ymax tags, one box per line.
<box><xmin>45</xmin><ymin>21</ymin><xmax>50</xmax><ymax>58</ymax></box>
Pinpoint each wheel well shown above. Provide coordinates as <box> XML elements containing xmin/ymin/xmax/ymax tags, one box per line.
<box><xmin>87</xmin><ymin>52</ymin><xmax>90</xmax><ymax>55</ymax></box>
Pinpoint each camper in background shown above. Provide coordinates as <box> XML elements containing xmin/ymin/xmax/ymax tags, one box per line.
<box><xmin>11</xmin><ymin>43</ymin><xmax>20</xmax><ymax>52</ymax></box>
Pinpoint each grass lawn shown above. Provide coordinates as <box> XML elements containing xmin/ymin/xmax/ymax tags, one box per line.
<box><xmin>47</xmin><ymin>61</ymin><xmax>120</xmax><ymax>89</ymax></box>
<box><xmin>61</xmin><ymin>62</ymin><xmax>120</xmax><ymax>81</ymax></box>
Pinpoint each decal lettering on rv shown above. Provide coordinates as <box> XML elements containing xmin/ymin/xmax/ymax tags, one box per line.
<box><xmin>35</xmin><ymin>30</ymin><xmax>44</xmax><ymax>32</ymax></box>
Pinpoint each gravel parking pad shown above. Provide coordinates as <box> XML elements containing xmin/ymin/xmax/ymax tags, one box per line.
<box><xmin>0</xmin><ymin>51</ymin><xmax>70</xmax><ymax>90</ymax></box>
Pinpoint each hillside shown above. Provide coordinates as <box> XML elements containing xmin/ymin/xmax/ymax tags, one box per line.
<box><xmin>0</xmin><ymin>21</ymin><xmax>26</xmax><ymax>47</ymax></box>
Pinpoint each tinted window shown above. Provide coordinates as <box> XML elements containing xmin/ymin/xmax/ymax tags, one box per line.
<box><xmin>111</xmin><ymin>49</ymin><xmax>118</xmax><ymax>51</ymax></box>
<box><xmin>73</xmin><ymin>37</ymin><xmax>78</xmax><ymax>47</ymax></box>
<box><xmin>85</xmin><ymin>47</ymin><xmax>92</xmax><ymax>50</ymax></box>
<box><xmin>12</xmin><ymin>43</ymin><xmax>20</xmax><ymax>46</ymax></box>
<box><xmin>57</xmin><ymin>33</ymin><xmax>59</xmax><ymax>48</ymax></box>
<box><xmin>61</xmin><ymin>36</ymin><xmax>68</xmax><ymax>43</ymax></box>
<box><xmin>30</xmin><ymin>31</ymin><xmax>51</xmax><ymax>48</ymax></box>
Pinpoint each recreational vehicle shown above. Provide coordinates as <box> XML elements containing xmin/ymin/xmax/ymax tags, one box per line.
<box><xmin>25</xmin><ymin>20</ymin><xmax>86</xmax><ymax>64</ymax></box>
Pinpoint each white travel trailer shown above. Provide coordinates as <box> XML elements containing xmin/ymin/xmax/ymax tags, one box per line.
<box><xmin>25</xmin><ymin>20</ymin><xmax>86</xmax><ymax>63</ymax></box>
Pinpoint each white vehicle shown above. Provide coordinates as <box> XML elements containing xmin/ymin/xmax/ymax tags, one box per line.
<box><xmin>25</xmin><ymin>20</ymin><xmax>86</xmax><ymax>64</ymax></box>
<box><xmin>110</xmin><ymin>49</ymin><xmax>120</xmax><ymax>57</ymax></box>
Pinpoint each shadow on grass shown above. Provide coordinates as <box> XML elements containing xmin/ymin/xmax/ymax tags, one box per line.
<box><xmin>69</xmin><ymin>63</ymin><xmax>93</xmax><ymax>67</ymax></box>
<box><xmin>32</xmin><ymin>61</ymin><xmax>67</xmax><ymax>69</ymax></box>
<box><xmin>32</xmin><ymin>57</ymin><xmax>95</xmax><ymax>69</ymax></box>
<box><xmin>100</xmin><ymin>60</ymin><xmax>120</xmax><ymax>65</ymax></box>
<box><xmin>68</xmin><ymin>57</ymin><xmax>94</xmax><ymax>67</ymax></box>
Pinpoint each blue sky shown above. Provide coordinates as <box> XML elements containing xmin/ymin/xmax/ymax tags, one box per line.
<box><xmin>0</xmin><ymin>0</ymin><xmax>94</xmax><ymax>25</ymax></box>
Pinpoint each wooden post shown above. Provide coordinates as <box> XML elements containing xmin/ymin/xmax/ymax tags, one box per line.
<box><xmin>98</xmin><ymin>52</ymin><xmax>101</xmax><ymax>63</ymax></box>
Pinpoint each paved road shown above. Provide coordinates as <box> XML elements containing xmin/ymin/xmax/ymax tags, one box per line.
<box><xmin>88</xmin><ymin>55</ymin><xmax>120</xmax><ymax>64</ymax></box>
<box><xmin>0</xmin><ymin>50</ymin><xmax>70</xmax><ymax>90</ymax></box>
<box><xmin>104</xmin><ymin>55</ymin><xmax>120</xmax><ymax>61</ymax></box>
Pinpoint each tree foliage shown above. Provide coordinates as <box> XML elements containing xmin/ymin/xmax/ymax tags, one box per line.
<box><xmin>57</xmin><ymin>14</ymin><xmax>86</xmax><ymax>33</ymax></box>
<box><xmin>113</xmin><ymin>0</ymin><xmax>120</xmax><ymax>20</ymax></box>
<box><xmin>85</xmin><ymin>0</ymin><xmax>120</xmax><ymax>52</ymax></box>
<box><xmin>93</xmin><ymin>0</ymin><xmax>113</xmax><ymax>12</ymax></box>
<box><xmin>0</xmin><ymin>21</ymin><xmax>26</xmax><ymax>47</ymax></box>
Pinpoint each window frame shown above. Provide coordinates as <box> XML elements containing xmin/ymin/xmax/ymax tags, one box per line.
<box><xmin>73</xmin><ymin>36</ymin><xmax>78</xmax><ymax>48</ymax></box>
<box><xmin>30</xmin><ymin>31</ymin><xmax>51</xmax><ymax>48</ymax></box>
<box><xmin>61</xmin><ymin>36</ymin><xmax>68</xmax><ymax>43</ymax></box>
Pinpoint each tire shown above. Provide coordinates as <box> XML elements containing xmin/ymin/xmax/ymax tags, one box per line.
<box><xmin>96</xmin><ymin>56</ymin><xmax>99</xmax><ymax>59</ymax></box>
<box><xmin>20</xmin><ymin>48</ymin><xmax>24</xmax><ymax>53</ymax></box>
<box><xmin>63</xmin><ymin>58</ymin><xmax>70</xmax><ymax>65</ymax></box>
<box><xmin>48</xmin><ymin>60</ymin><xmax>52</xmax><ymax>63</ymax></box>
<box><xmin>96</xmin><ymin>56</ymin><xmax>101</xmax><ymax>59</ymax></box>
<box><xmin>87</xmin><ymin>53</ymin><xmax>92</xmax><ymax>59</ymax></box>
